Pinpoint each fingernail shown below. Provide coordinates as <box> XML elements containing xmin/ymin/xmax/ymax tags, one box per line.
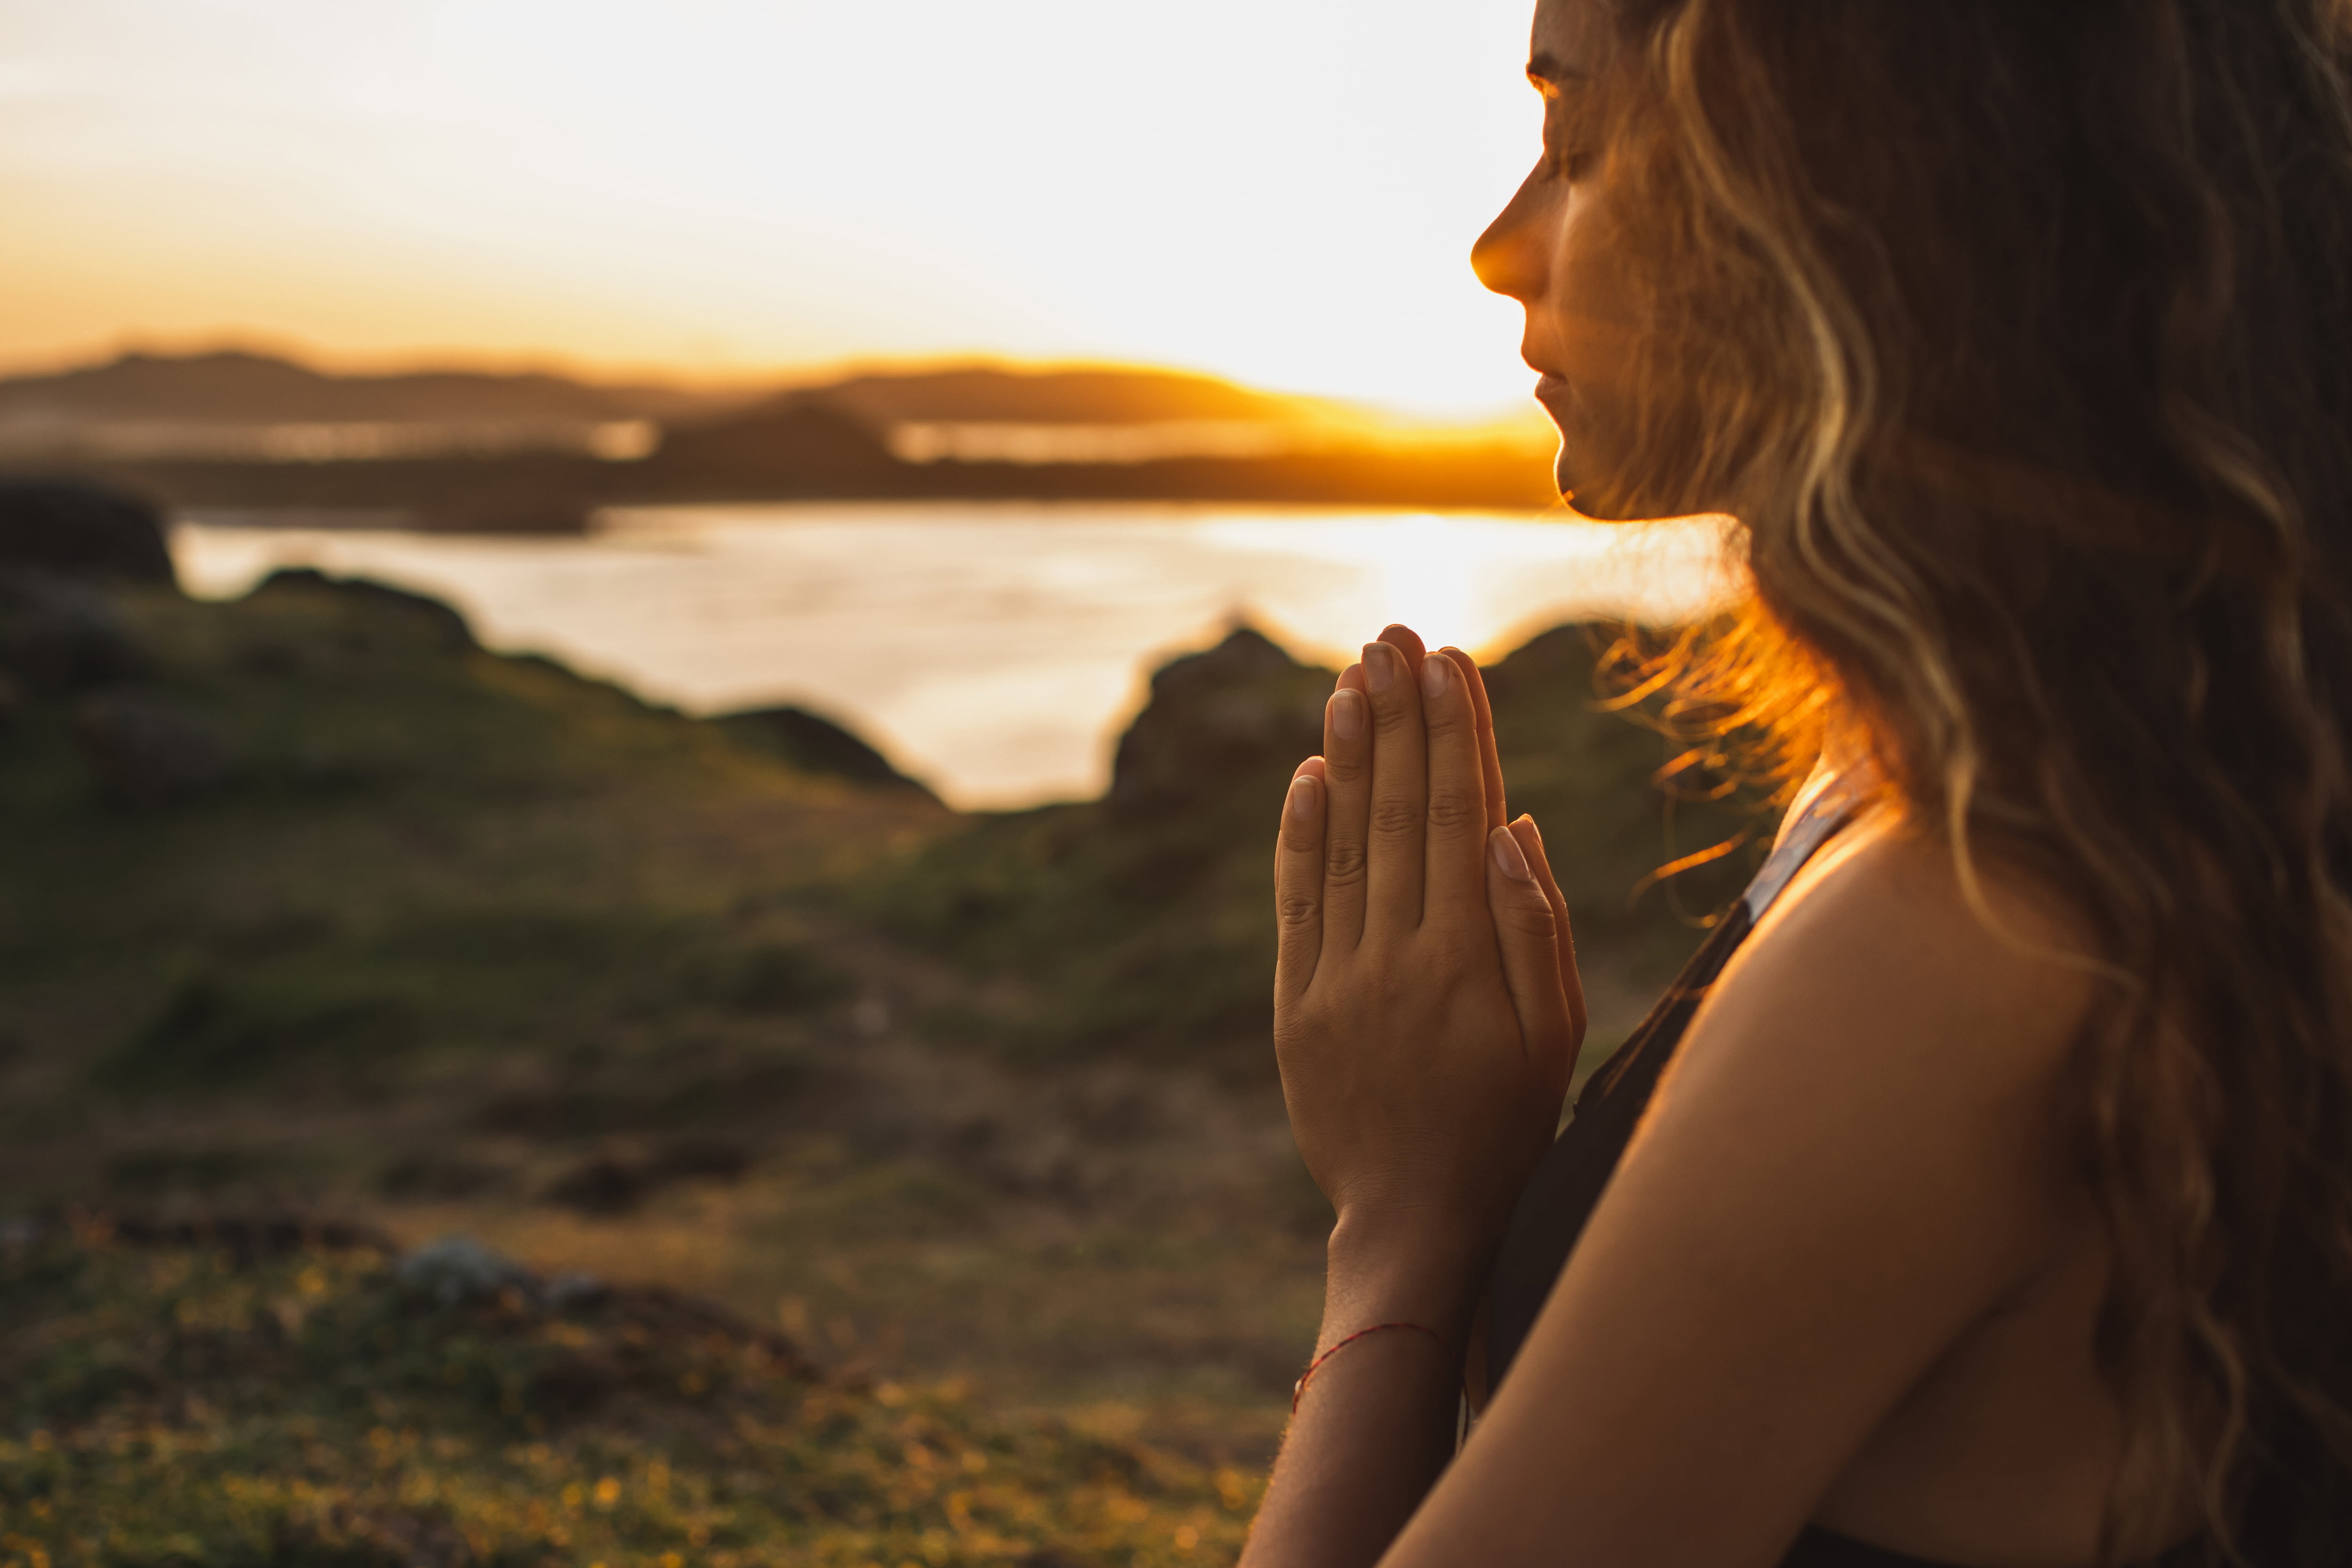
<box><xmin>1490</xmin><ymin>827</ymin><xmax>1534</xmax><ymax>881</ymax></box>
<box><xmin>1329</xmin><ymin>689</ymin><xmax>1365</xmax><ymax>741</ymax></box>
<box><xmin>1289</xmin><ymin>774</ymin><xmax>1321</xmax><ymax>820</ymax></box>
<box><xmin>1336</xmin><ymin>665</ymin><xmax>1358</xmax><ymax>692</ymax></box>
<box><xmin>1421</xmin><ymin>654</ymin><xmax>1450</xmax><ymax>702</ymax></box>
<box><xmin>1364</xmin><ymin>644</ymin><xmax>1395</xmax><ymax>694</ymax></box>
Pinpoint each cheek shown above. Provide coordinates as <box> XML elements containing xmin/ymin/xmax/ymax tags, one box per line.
<box><xmin>1547</xmin><ymin>185</ymin><xmax>1644</xmax><ymax>359</ymax></box>
<box><xmin>1542</xmin><ymin>186</ymin><xmax>1653</xmax><ymax>511</ymax></box>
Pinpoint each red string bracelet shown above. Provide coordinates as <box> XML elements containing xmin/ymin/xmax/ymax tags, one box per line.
<box><xmin>1291</xmin><ymin>1321</ymin><xmax>1449</xmax><ymax>1414</ymax></box>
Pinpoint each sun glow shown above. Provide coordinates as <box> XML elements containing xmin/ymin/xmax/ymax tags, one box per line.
<box><xmin>1</xmin><ymin>0</ymin><xmax>1549</xmax><ymax>413</ymax></box>
<box><xmin>1203</xmin><ymin>512</ymin><xmax>1740</xmax><ymax>665</ymax></box>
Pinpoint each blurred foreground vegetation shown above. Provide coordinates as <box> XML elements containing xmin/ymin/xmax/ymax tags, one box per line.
<box><xmin>0</xmin><ymin>1223</ymin><xmax>1258</xmax><ymax>1567</ymax></box>
<box><xmin>0</xmin><ymin>486</ymin><xmax>1767</xmax><ymax>1562</ymax></box>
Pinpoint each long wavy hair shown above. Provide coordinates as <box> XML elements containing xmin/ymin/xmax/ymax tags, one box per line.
<box><xmin>1581</xmin><ymin>1</ymin><xmax>2352</xmax><ymax>1560</ymax></box>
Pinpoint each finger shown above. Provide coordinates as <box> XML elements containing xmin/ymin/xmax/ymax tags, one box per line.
<box><xmin>1514</xmin><ymin>816</ymin><xmax>1588</xmax><ymax>1052</ymax></box>
<box><xmin>1274</xmin><ymin>763</ymin><xmax>1329</xmax><ymax>1008</ymax></box>
<box><xmin>1440</xmin><ymin>647</ymin><xmax>1506</xmax><ymax>834</ymax></box>
<box><xmin>1420</xmin><ymin>651</ymin><xmax>1490</xmax><ymax>919</ymax></box>
<box><xmin>1486</xmin><ymin>825</ymin><xmax>1578</xmax><ymax>1100</ymax></box>
<box><xmin>1378</xmin><ymin>624</ymin><xmax>1427</xmax><ymax>679</ymax></box>
<box><xmin>1361</xmin><ymin>638</ymin><xmax>1429</xmax><ymax>934</ymax></box>
<box><xmin>1322</xmin><ymin>680</ymin><xmax>1373</xmax><ymax>950</ymax></box>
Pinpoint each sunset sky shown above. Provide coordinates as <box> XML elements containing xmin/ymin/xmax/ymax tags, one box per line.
<box><xmin>1</xmin><ymin>0</ymin><xmax>1547</xmax><ymax>414</ymax></box>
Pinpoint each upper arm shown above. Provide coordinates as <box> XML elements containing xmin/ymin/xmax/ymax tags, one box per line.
<box><xmin>1384</xmin><ymin>822</ymin><xmax>2101</xmax><ymax>1567</ymax></box>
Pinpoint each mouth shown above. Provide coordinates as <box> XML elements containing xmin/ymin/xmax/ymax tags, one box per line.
<box><xmin>1532</xmin><ymin>372</ymin><xmax>1572</xmax><ymax>418</ymax></box>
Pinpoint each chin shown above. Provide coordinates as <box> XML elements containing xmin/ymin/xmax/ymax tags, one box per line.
<box><xmin>1552</xmin><ymin>445</ymin><xmax>1641</xmax><ymax>523</ymax></box>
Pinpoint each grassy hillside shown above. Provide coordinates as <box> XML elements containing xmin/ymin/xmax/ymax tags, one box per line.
<box><xmin>0</xmin><ymin>569</ymin><xmax>949</xmax><ymax>1180</ymax></box>
<box><xmin>0</xmin><ymin>559</ymin><xmax>1772</xmax><ymax>1561</ymax></box>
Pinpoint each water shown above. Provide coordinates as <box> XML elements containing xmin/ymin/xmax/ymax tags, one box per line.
<box><xmin>171</xmin><ymin>502</ymin><xmax>1734</xmax><ymax>810</ymax></box>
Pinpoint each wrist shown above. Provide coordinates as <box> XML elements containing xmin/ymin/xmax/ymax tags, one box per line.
<box><xmin>1323</xmin><ymin>1207</ymin><xmax>1489</xmax><ymax>1354</ymax></box>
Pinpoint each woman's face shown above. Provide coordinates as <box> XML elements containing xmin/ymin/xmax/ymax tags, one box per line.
<box><xmin>1472</xmin><ymin>0</ymin><xmax>1650</xmax><ymax>520</ymax></box>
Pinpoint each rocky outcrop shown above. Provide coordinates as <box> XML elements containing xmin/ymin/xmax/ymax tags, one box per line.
<box><xmin>248</xmin><ymin>567</ymin><xmax>478</xmax><ymax>651</ymax></box>
<box><xmin>718</xmin><ymin>704</ymin><xmax>933</xmax><ymax>795</ymax></box>
<box><xmin>0</xmin><ymin>485</ymin><xmax>242</xmax><ymax>807</ymax></box>
<box><xmin>1107</xmin><ymin>626</ymin><xmax>1328</xmax><ymax>824</ymax></box>
<box><xmin>0</xmin><ymin>569</ymin><xmax>147</xmax><ymax>692</ymax></box>
<box><xmin>0</xmin><ymin>479</ymin><xmax>176</xmax><ymax>585</ymax></box>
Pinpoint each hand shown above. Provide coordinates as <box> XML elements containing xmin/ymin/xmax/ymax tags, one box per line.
<box><xmin>1272</xmin><ymin>626</ymin><xmax>1586</xmax><ymax>1313</ymax></box>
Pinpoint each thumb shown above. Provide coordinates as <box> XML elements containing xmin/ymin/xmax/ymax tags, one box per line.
<box><xmin>1511</xmin><ymin>815</ymin><xmax>1587</xmax><ymax>1052</ymax></box>
<box><xmin>1486</xmin><ymin>825</ymin><xmax>1576</xmax><ymax>1096</ymax></box>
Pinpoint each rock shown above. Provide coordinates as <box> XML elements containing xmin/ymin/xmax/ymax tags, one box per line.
<box><xmin>396</xmin><ymin>1234</ymin><xmax>538</xmax><ymax>1306</ymax></box>
<box><xmin>0</xmin><ymin>569</ymin><xmax>147</xmax><ymax>692</ymax></box>
<box><xmin>544</xmin><ymin>1271</ymin><xmax>611</xmax><ymax>1310</ymax></box>
<box><xmin>248</xmin><ymin>568</ymin><xmax>476</xmax><ymax>652</ymax></box>
<box><xmin>1107</xmin><ymin>627</ymin><xmax>1328</xmax><ymax>822</ymax></box>
<box><xmin>717</xmin><ymin>704</ymin><xmax>934</xmax><ymax>795</ymax></box>
<box><xmin>0</xmin><ymin>479</ymin><xmax>176</xmax><ymax>585</ymax></box>
<box><xmin>74</xmin><ymin>689</ymin><xmax>234</xmax><ymax>805</ymax></box>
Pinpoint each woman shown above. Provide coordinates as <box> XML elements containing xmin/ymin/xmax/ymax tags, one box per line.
<box><xmin>1241</xmin><ymin>2</ymin><xmax>2352</xmax><ymax>1565</ymax></box>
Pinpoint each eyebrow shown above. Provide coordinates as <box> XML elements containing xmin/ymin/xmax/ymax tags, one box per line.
<box><xmin>1527</xmin><ymin>51</ymin><xmax>1591</xmax><ymax>85</ymax></box>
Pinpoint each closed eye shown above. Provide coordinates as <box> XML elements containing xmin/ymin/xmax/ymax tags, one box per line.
<box><xmin>1540</xmin><ymin>93</ymin><xmax>1596</xmax><ymax>184</ymax></box>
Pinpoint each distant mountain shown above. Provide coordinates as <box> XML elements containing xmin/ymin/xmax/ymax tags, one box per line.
<box><xmin>0</xmin><ymin>351</ymin><xmax>1330</xmax><ymax>434</ymax></box>
<box><xmin>0</xmin><ymin>350</ymin><xmax>729</xmax><ymax>428</ymax></box>
<box><xmin>646</xmin><ymin>401</ymin><xmax>901</xmax><ymax>485</ymax></box>
<box><xmin>0</xmin><ymin>349</ymin><xmax>1562</xmax><ymax>515</ymax></box>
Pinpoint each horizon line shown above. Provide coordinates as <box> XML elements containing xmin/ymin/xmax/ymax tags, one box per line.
<box><xmin>0</xmin><ymin>333</ymin><xmax>1545</xmax><ymax>428</ymax></box>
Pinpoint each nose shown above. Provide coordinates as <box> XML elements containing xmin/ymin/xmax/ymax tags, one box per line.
<box><xmin>1472</xmin><ymin>165</ymin><xmax>1549</xmax><ymax>304</ymax></box>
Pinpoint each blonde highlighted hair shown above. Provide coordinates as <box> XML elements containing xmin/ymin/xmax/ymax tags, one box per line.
<box><xmin>1588</xmin><ymin>1</ymin><xmax>2352</xmax><ymax>1560</ymax></box>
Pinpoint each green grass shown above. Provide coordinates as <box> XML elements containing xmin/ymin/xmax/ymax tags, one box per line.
<box><xmin>0</xmin><ymin>1230</ymin><xmax>1263</xmax><ymax>1568</ymax></box>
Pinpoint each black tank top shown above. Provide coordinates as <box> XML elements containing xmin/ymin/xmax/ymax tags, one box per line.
<box><xmin>1479</xmin><ymin>779</ymin><xmax>2204</xmax><ymax>1568</ymax></box>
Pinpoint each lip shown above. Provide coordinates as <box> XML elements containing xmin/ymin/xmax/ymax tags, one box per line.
<box><xmin>1533</xmin><ymin>372</ymin><xmax>1572</xmax><ymax>416</ymax></box>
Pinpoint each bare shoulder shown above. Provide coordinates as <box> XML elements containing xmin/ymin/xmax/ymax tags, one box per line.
<box><xmin>1607</xmin><ymin>803</ymin><xmax>2112</xmax><ymax>1327</ymax></box>
<box><xmin>1402</xmin><ymin>811</ymin><xmax>2117</xmax><ymax>1562</ymax></box>
<box><xmin>1682</xmin><ymin>806</ymin><xmax>2104</xmax><ymax>1112</ymax></box>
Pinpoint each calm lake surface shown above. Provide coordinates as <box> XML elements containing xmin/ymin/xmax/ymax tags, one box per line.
<box><xmin>172</xmin><ymin>503</ymin><xmax>1732</xmax><ymax>809</ymax></box>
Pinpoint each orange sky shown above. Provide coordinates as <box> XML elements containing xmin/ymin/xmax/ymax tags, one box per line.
<box><xmin>0</xmin><ymin>0</ymin><xmax>1547</xmax><ymax>415</ymax></box>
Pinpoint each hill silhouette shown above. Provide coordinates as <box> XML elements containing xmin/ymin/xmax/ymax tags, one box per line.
<box><xmin>0</xmin><ymin>350</ymin><xmax>1327</xmax><ymax>435</ymax></box>
<box><xmin>0</xmin><ymin>349</ymin><xmax>723</xmax><ymax>427</ymax></box>
<box><xmin>811</xmin><ymin>363</ymin><xmax>1318</xmax><ymax>426</ymax></box>
<box><xmin>0</xmin><ymin>348</ymin><xmax>1561</xmax><ymax>514</ymax></box>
